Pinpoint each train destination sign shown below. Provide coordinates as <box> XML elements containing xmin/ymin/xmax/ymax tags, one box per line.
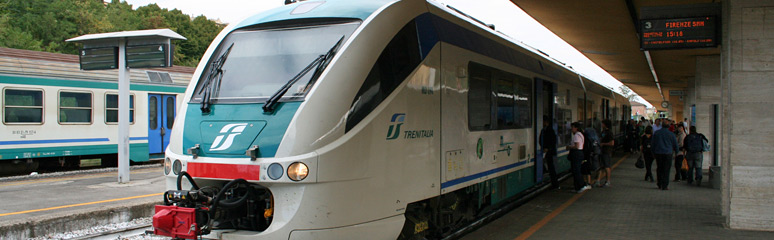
<box><xmin>640</xmin><ymin>16</ymin><xmax>717</xmax><ymax>50</ymax></box>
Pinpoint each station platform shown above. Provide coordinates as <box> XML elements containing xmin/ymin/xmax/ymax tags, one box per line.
<box><xmin>461</xmin><ymin>152</ymin><xmax>774</xmax><ymax>240</ymax></box>
<box><xmin>0</xmin><ymin>166</ymin><xmax>164</xmax><ymax>238</ymax></box>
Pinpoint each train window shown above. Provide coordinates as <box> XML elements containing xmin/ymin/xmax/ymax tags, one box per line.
<box><xmin>468</xmin><ymin>62</ymin><xmax>532</xmax><ymax>131</ymax></box>
<box><xmin>555</xmin><ymin>108</ymin><xmax>573</xmax><ymax>147</ymax></box>
<box><xmin>345</xmin><ymin>20</ymin><xmax>421</xmax><ymax>132</ymax></box>
<box><xmin>468</xmin><ymin>62</ymin><xmax>492</xmax><ymax>131</ymax></box>
<box><xmin>149</xmin><ymin>96</ymin><xmax>158</xmax><ymax>130</ymax></box>
<box><xmin>166</xmin><ymin>97</ymin><xmax>175</xmax><ymax>129</ymax></box>
<box><xmin>513</xmin><ymin>75</ymin><xmax>532</xmax><ymax>128</ymax></box>
<box><xmin>105</xmin><ymin>94</ymin><xmax>135</xmax><ymax>124</ymax></box>
<box><xmin>59</xmin><ymin>91</ymin><xmax>92</xmax><ymax>124</ymax></box>
<box><xmin>496</xmin><ymin>78</ymin><xmax>515</xmax><ymax>128</ymax></box>
<box><xmin>3</xmin><ymin>89</ymin><xmax>43</xmax><ymax>124</ymax></box>
<box><xmin>192</xmin><ymin>21</ymin><xmax>361</xmax><ymax>104</ymax></box>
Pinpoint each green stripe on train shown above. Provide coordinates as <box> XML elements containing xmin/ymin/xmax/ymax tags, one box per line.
<box><xmin>486</xmin><ymin>155</ymin><xmax>571</xmax><ymax>206</ymax></box>
<box><xmin>0</xmin><ymin>75</ymin><xmax>186</xmax><ymax>93</ymax></box>
<box><xmin>0</xmin><ymin>143</ymin><xmax>151</xmax><ymax>162</ymax></box>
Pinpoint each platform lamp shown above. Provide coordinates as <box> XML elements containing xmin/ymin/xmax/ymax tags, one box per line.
<box><xmin>67</xmin><ymin>29</ymin><xmax>186</xmax><ymax>183</ymax></box>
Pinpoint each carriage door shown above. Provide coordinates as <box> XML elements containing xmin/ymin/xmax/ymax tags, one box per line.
<box><xmin>148</xmin><ymin>94</ymin><xmax>176</xmax><ymax>154</ymax></box>
<box><xmin>534</xmin><ymin>79</ymin><xmax>555</xmax><ymax>182</ymax></box>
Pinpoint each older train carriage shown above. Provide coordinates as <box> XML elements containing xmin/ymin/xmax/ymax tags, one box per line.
<box><xmin>0</xmin><ymin>47</ymin><xmax>192</xmax><ymax>173</ymax></box>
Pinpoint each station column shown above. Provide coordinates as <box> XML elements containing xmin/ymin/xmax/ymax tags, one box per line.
<box><xmin>722</xmin><ymin>0</ymin><xmax>774</xmax><ymax>231</ymax></box>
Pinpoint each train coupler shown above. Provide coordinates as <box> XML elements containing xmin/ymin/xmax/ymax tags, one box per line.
<box><xmin>153</xmin><ymin>205</ymin><xmax>203</xmax><ymax>239</ymax></box>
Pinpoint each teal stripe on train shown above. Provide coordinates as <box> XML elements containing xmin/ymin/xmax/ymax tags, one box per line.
<box><xmin>0</xmin><ymin>143</ymin><xmax>149</xmax><ymax>162</ymax></box>
<box><xmin>0</xmin><ymin>74</ymin><xmax>186</xmax><ymax>93</ymax></box>
<box><xmin>182</xmin><ymin>102</ymin><xmax>301</xmax><ymax>159</ymax></box>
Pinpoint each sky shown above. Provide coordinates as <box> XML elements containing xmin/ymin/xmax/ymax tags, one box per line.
<box><xmin>123</xmin><ymin>0</ymin><xmax>649</xmax><ymax>106</ymax></box>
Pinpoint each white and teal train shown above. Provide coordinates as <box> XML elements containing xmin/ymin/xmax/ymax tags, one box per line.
<box><xmin>0</xmin><ymin>47</ymin><xmax>192</xmax><ymax>173</ymax></box>
<box><xmin>153</xmin><ymin>0</ymin><xmax>630</xmax><ymax>239</ymax></box>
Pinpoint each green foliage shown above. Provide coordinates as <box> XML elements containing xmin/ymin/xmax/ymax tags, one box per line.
<box><xmin>0</xmin><ymin>0</ymin><xmax>224</xmax><ymax>67</ymax></box>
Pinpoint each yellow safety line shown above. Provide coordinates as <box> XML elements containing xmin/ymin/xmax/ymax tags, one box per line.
<box><xmin>0</xmin><ymin>193</ymin><xmax>162</xmax><ymax>217</ymax></box>
<box><xmin>514</xmin><ymin>153</ymin><xmax>630</xmax><ymax>240</ymax></box>
<box><xmin>0</xmin><ymin>168</ymin><xmax>160</xmax><ymax>187</ymax></box>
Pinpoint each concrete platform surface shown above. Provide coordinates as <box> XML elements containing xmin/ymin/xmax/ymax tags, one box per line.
<box><xmin>0</xmin><ymin>166</ymin><xmax>165</xmax><ymax>239</ymax></box>
<box><xmin>461</xmin><ymin>152</ymin><xmax>774</xmax><ymax>240</ymax></box>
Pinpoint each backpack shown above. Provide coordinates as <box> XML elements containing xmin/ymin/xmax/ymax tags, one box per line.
<box><xmin>583</xmin><ymin>128</ymin><xmax>602</xmax><ymax>157</ymax></box>
<box><xmin>684</xmin><ymin>133</ymin><xmax>708</xmax><ymax>153</ymax></box>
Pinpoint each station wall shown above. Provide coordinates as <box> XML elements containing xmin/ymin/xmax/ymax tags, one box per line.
<box><xmin>722</xmin><ymin>0</ymin><xmax>774</xmax><ymax>231</ymax></box>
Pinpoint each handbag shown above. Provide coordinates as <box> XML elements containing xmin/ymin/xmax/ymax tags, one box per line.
<box><xmin>635</xmin><ymin>154</ymin><xmax>644</xmax><ymax>169</ymax></box>
<box><xmin>681</xmin><ymin>157</ymin><xmax>689</xmax><ymax>171</ymax></box>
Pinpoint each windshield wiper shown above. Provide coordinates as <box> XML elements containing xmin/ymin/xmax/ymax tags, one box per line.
<box><xmin>262</xmin><ymin>36</ymin><xmax>345</xmax><ymax>113</ymax></box>
<box><xmin>199</xmin><ymin>43</ymin><xmax>234</xmax><ymax>113</ymax></box>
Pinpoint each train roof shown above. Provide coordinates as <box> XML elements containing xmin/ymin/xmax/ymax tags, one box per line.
<box><xmin>427</xmin><ymin>1</ymin><xmax>628</xmax><ymax>102</ymax></box>
<box><xmin>0</xmin><ymin>47</ymin><xmax>194</xmax><ymax>86</ymax></box>
<box><xmin>233</xmin><ymin>0</ymin><xmax>395</xmax><ymax>29</ymax></box>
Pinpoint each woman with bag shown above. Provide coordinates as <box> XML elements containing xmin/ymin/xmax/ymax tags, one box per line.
<box><xmin>674</xmin><ymin>125</ymin><xmax>688</xmax><ymax>182</ymax></box>
<box><xmin>567</xmin><ymin>122</ymin><xmax>590</xmax><ymax>193</ymax></box>
<box><xmin>641</xmin><ymin>126</ymin><xmax>654</xmax><ymax>182</ymax></box>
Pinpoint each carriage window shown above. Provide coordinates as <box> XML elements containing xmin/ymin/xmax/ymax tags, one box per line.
<box><xmin>513</xmin><ymin>75</ymin><xmax>532</xmax><ymax>128</ymax></box>
<box><xmin>4</xmin><ymin>89</ymin><xmax>43</xmax><ymax>124</ymax></box>
<box><xmin>468</xmin><ymin>62</ymin><xmax>492</xmax><ymax>131</ymax></box>
<box><xmin>468</xmin><ymin>62</ymin><xmax>532</xmax><ymax>131</ymax></box>
<box><xmin>166</xmin><ymin>97</ymin><xmax>175</xmax><ymax>129</ymax></box>
<box><xmin>345</xmin><ymin>20</ymin><xmax>421</xmax><ymax>132</ymax></box>
<box><xmin>106</xmin><ymin>94</ymin><xmax>135</xmax><ymax>124</ymax></box>
<box><xmin>149</xmin><ymin>96</ymin><xmax>158</xmax><ymax>130</ymax></box>
<box><xmin>59</xmin><ymin>91</ymin><xmax>92</xmax><ymax>124</ymax></box>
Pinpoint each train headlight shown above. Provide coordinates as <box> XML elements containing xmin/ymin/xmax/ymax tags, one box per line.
<box><xmin>172</xmin><ymin>159</ymin><xmax>182</xmax><ymax>175</ymax></box>
<box><xmin>164</xmin><ymin>158</ymin><xmax>172</xmax><ymax>175</ymax></box>
<box><xmin>287</xmin><ymin>162</ymin><xmax>308</xmax><ymax>181</ymax></box>
<box><xmin>267</xmin><ymin>163</ymin><xmax>283</xmax><ymax>180</ymax></box>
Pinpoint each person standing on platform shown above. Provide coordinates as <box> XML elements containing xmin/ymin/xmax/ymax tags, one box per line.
<box><xmin>652</xmin><ymin>120</ymin><xmax>679</xmax><ymax>190</ymax></box>
<box><xmin>683</xmin><ymin>126</ymin><xmax>708</xmax><ymax>186</ymax></box>
<box><xmin>653</xmin><ymin>119</ymin><xmax>662</xmax><ymax>132</ymax></box>
<box><xmin>641</xmin><ymin>126</ymin><xmax>655</xmax><ymax>182</ymax></box>
<box><xmin>683</xmin><ymin>118</ymin><xmax>689</xmax><ymax>133</ymax></box>
<box><xmin>595</xmin><ymin>119</ymin><xmax>615</xmax><ymax>187</ymax></box>
<box><xmin>567</xmin><ymin>122</ymin><xmax>590</xmax><ymax>193</ymax></box>
<box><xmin>540</xmin><ymin>116</ymin><xmax>560</xmax><ymax>189</ymax></box>
<box><xmin>674</xmin><ymin>125</ymin><xmax>688</xmax><ymax>182</ymax></box>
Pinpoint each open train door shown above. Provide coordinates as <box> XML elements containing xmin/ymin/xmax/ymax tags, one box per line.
<box><xmin>148</xmin><ymin>94</ymin><xmax>176</xmax><ymax>155</ymax></box>
<box><xmin>534</xmin><ymin>78</ymin><xmax>555</xmax><ymax>183</ymax></box>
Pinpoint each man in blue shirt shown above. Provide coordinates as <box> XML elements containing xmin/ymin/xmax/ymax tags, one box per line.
<box><xmin>651</xmin><ymin>120</ymin><xmax>679</xmax><ymax>190</ymax></box>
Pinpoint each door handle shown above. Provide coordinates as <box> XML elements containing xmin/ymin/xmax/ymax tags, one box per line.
<box><xmin>161</xmin><ymin>127</ymin><xmax>166</xmax><ymax>136</ymax></box>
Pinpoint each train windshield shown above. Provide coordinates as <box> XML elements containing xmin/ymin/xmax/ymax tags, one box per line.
<box><xmin>191</xmin><ymin>21</ymin><xmax>360</xmax><ymax>103</ymax></box>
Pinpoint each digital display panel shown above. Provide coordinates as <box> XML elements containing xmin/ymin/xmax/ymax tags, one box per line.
<box><xmin>79</xmin><ymin>47</ymin><xmax>118</xmax><ymax>70</ymax></box>
<box><xmin>126</xmin><ymin>44</ymin><xmax>170</xmax><ymax>68</ymax></box>
<box><xmin>640</xmin><ymin>16</ymin><xmax>718</xmax><ymax>50</ymax></box>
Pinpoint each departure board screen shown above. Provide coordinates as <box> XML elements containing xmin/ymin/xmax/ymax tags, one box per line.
<box><xmin>640</xmin><ymin>16</ymin><xmax>718</xmax><ymax>50</ymax></box>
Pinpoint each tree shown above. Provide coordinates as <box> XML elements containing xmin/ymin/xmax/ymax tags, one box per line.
<box><xmin>0</xmin><ymin>0</ymin><xmax>224</xmax><ymax>67</ymax></box>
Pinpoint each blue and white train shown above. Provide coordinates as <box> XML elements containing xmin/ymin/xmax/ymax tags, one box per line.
<box><xmin>0</xmin><ymin>47</ymin><xmax>192</xmax><ymax>174</ymax></box>
<box><xmin>153</xmin><ymin>0</ymin><xmax>631</xmax><ymax>239</ymax></box>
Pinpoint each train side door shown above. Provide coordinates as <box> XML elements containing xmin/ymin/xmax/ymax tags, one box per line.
<box><xmin>534</xmin><ymin>79</ymin><xmax>555</xmax><ymax>182</ymax></box>
<box><xmin>148</xmin><ymin>94</ymin><xmax>176</xmax><ymax>154</ymax></box>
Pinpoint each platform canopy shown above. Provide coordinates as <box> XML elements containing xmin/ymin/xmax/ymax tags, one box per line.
<box><xmin>66</xmin><ymin>29</ymin><xmax>186</xmax><ymax>43</ymax></box>
<box><xmin>512</xmin><ymin>0</ymin><xmax>721</xmax><ymax>115</ymax></box>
